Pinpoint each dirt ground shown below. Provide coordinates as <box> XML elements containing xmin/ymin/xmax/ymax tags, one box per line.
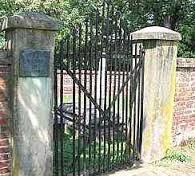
<box><xmin>105</xmin><ymin>140</ymin><xmax>195</xmax><ymax>176</ymax></box>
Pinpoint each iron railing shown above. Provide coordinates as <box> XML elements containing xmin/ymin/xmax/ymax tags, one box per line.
<box><xmin>54</xmin><ymin>1</ymin><xmax>144</xmax><ymax>175</ymax></box>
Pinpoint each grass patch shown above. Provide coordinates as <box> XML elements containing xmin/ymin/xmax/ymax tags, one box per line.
<box><xmin>54</xmin><ymin>132</ymin><xmax>131</xmax><ymax>175</ymax></box>
<box><xmin>153</xmin><ymin>138</ymin><xmax>195</xmax><ymax>167</ymax></box>
<box><xmin>162</xmin><ymin>149</ymin><xmax>192</xmax><ymax>163</ymax></box>
<box><xmin>162</xmin><ymin>138</ymin><xmax>195</xmax><ymax>163</ymax></box>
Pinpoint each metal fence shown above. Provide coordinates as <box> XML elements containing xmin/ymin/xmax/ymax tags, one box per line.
<box><xmin>54</xmin><ymin>1</ymin><xmax>145</xmax><ymax>175</ymax></box>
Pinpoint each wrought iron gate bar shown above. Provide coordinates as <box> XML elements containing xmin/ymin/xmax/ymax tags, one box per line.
<box><xmin>59</xmin><ymin>38</ymin><xmax>65</xmax><ymax>176</ymax></box>
<box><xmin>54</xmin><ymin>1</ymin><xmax>144</xmax><ymax>176</ymax></box>
<box><xmin>83</xmin><ymin>18</ymin><xmax>88</xmax><ymax>174</ymax></box>
<box><xmin>77</xmin><ymin>24</ymin><xmax>82</xmax><ymax>176</ymax></box>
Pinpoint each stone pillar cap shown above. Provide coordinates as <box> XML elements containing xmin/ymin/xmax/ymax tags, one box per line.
<box><xmin>1</xmin><ymin>12</ymin><xmax>60</xmax><ymax>31</ymax></box>
<box><xmin>131</xmin><ymin>26</ymin><xmax>182</xmax><ymax>41</ymax></box>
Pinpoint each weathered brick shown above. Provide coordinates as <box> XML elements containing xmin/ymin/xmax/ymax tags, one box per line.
<box><xmin>0</xmin><ymin>147</ymin><xmax>9</xmax><ymax>154</ymax></box>
<box><xmin>0</xmin><ymin>64</ymin><xmax>11</xmax><ymax>175</ymax></box>
<box><xmin>173</xmin><ymin>58</ymin><xmax>195</xmax><ymax>146</ymax></box>
<box><xmin>0</xmin><ymin>139</ymin><xmax>9</xmax><ymax>147</ymax></box>
<box><xmin>0</xmin><ymin>154</ymin><xmax>9</xmax><ymax>161</ymax></box>
<box><xmin>0</xmin><ymin>168</ymin><xmax>10</xmax><ymax>175</ymax></box>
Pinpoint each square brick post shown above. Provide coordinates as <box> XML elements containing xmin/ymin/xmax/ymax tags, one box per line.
<box><xmin>131</xmin><ymin>26</ymin><xmax>181</xmax><ymax>163</ymax></box>
<box><xmin>1</xmin><ymin>12</ymin><xmax>59</xmax><ymax>176</ymax></box>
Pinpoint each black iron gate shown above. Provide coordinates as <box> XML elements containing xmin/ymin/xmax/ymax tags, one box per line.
<box><xmin>54</xmin><ymin>1</ymin><xmax>144</xmax><ymax>175</ymax></box>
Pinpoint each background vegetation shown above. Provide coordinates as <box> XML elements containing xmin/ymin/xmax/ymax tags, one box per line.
<box><xmin>0</xmin><ymin>0</ymin><xmax>195</xmax><ymax>57</ymax></box>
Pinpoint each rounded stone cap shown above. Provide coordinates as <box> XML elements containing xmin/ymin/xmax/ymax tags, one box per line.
<box><xmin>1</xmin><ymin>12</ymin><xmax>60</xmax><ymax>31</ymax></box>
<box><xmin>131</xmin><ymin>26</ymin><xmax>182</xmax><ymax>41</ymax></box>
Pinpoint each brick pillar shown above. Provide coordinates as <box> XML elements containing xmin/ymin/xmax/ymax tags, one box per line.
<box><xmin>2</xmin><ymin>12</ymin><xmax>59</xmax><ymax>176</ymax></box>
<box><xmin>0</xmin><ymin>50</ymin><xmax>11</xmax><ymax>175</ymax></box>
<box><xmin>131</xmin><ymin>26</ymin><xmax>181</xmax><ymax>163</ymax></box>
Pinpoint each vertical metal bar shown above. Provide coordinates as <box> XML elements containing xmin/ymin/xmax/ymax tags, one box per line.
<box><xmin>103</xmin><ymin>50</ymin><xmax>108</xmax><ymax>172</ymax></box>
<box><xmin>116</xmin><ymin>20</ymin><xmax>122</xmax><ymax>163</ymax></box>
<box><xmin>54</xmin><ymin>47</ymin><xmax>59</xmax><ymax>175</ymax></box>
<box><xmin>121</xmin><ymin>30</ymin><xmax>126</xmax><ymax>163</ymax></box>
<box><xmin>139</xmin><ymin>46</ymin><xmax>145</xmax><ymax>155</ymax></box>
<box><xmin>125</xmin><ymin>34</ymin><xmax>130</xmax><ymax>161</ymax></box>
<box><xmin>98</xmin><ymin>2</ymin><xmax>105</xmax><ymax>173</ymax></box>
<box><xmin>133</xmin><ymin>43</ymin><xmax>138</xmax><ymax>159</ymax></box>
<box><xmin>65</xmin><ymin>39</ymin><xmax>70</xmax><ymax>176</ymax></box>
<box><xmin>98</xmin><ymin>50</ymin><xmax>103</xmax><ymax>173</ymax></box>
<box><xmin>108</xmin><ymin>5</ymin><xmax>114</xmax><ymax>170</ymax></box>
<box><xmin>112</xmin><ymin>11</ymin><xmax>118</xmax><ymax>167</ymax></box>
<box><xmin>93</xmin><ymin>10</ymin><xmax>98</xmax><ymax>173</ymax></box>
<box><xmin>88</xmin><ymin>18</ymin><xmax>93</xmax><ymax>174</ymax></box>
<box><xmin>77</xmin><ymin>25</ymin><xmax>82</xmax><ymax>176</ymax></box>
<box><xmin>128</xmin><ymin>37</ymin><xmax>133</xmax><ymax>159</ymax></box>
<box><xmin>83</xmin><ymin>19</ymin><xmax>88</xmax><ymax>173</ymax></box>
<box><xmin>59</xmin><ymin>40</ymin><xmax>65</xmax><ymax>176</ymax></box>
<box><xmin>103</xmin><ymin>2</ymin><xmax>110</xmax><ymax>172</ymax></box>
<box><xmin>136</xmin><ymin>44</ymin><xmax>141</xmax><ymax>159</ymax></box>
<box><xmin>72</xmin><ymin>28</ymin><xmax>76</xmax><ymax>176</ymax></box>
<box><xmin>116</xmin><ymin>61</ymin><xmax>121</xmax><ymax>163</ymax></box>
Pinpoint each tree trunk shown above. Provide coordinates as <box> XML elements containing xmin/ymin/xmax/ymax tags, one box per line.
<box><xmin>163</xmin><ymin>16</ymin><xmax>177</xmax><ymax>30</ymax></box>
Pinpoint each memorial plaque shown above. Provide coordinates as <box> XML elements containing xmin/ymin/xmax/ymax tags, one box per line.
<box><xmin>19</xmin><ymin>49</ymin><xmax>50</xmax><ymax>77</ymax></box>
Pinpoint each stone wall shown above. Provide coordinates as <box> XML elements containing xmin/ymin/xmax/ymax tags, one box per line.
<box><xmin>173</xmin><ymin>58</ymin><xmax>195</xmax><ymax>146</ymax></box>
<box><xmin>0</xmin><ymin>50</ymin><xmax>11</xmax><ymax>176</ymax></box>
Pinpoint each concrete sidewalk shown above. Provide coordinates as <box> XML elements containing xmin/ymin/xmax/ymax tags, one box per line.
<box><xmin>105</xmin><ymin>148</ymin><xmax>195</xmax><ymax>176</ymax></box>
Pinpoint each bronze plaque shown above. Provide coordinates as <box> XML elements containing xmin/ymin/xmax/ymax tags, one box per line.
<box><xmin>19</xmin><ymin>49</ymin><xmax>50</xmax><ymax>77</ymax></box>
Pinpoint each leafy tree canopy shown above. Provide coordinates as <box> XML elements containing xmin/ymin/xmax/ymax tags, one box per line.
<box><xmin>0</xmin><ymin>0</ymin><xmax>195</xmax><ymax>57</ymax></box>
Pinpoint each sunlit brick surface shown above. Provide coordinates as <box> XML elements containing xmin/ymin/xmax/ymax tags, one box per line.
<box><xmin>173</xmin><ymin>58</ymin><xmax>195</xmax><ymax>146</ymax></box>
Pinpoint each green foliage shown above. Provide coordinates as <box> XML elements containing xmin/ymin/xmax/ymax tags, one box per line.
<box><xmin>0</xmin><ymin>0</ymin><xmax>195</xmax><ymax>57</ymax></box>
<box><xmin>0</xmin><ymin>33</ymin><xmax>5</xmax><ymax>48</ymax></box>
<box><xmin>163</xmin><ymin>149</ymin><xmax>192</xmax><ymax>162</ymax></box>
<box><xmin>118</xmin><ymin>0</ymin><xmax>195</xmax><ymax>57</ymax></box>
<box><xmin>55</xmin><ymin>132</ymin><xmax>127</xmax><ymax>174</ymax></box>
<box><xmin>178</xmin><ymin>25</ymin><xmax>195</xmax><ymax>57</ymax></box>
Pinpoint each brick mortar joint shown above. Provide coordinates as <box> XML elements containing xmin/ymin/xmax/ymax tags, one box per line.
<box><xmin>177</xmin><ymin>57</ymin><xmax>195</xmax><ymax>68</ymax></box>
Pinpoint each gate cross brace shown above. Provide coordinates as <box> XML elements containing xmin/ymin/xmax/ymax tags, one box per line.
<box><xmin>64</xmin><ymin>59</ymin><xmax>143</xmax><ymax>120</ymax></box>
